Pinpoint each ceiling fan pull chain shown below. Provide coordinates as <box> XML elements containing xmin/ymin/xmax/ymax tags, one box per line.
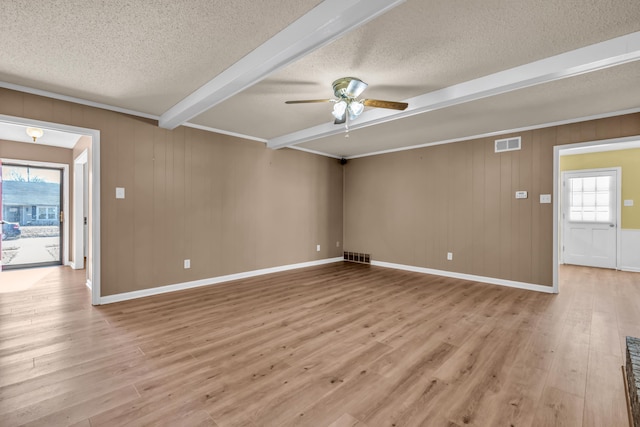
<box><xmin>345</xmin><ymin>115</ymin><xmax>350</xmax><ymax>138</ymax></box>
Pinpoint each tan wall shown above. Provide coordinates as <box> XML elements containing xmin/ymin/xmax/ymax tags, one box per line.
<box><xmin>345</xmin><ymin>113</ymin><xmax>640</xmax><ymax>286</ymax></box>
<box><xmin>0</xmin><ymin>88</ymin><xmax>343</xmax><ymax>296</ymax></box>
<box><xmin>0</xmin><ymin>139</ymin><xmax>73</xmax><ymax>165</ymax></box>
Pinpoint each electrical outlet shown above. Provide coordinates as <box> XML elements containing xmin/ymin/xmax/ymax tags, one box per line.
<box><xmin>184</xmin><ymin>259</ymin><xmax>190</xmax><ymax>269</ymax></box>
<box><xmin>447</xmin><ymin>252</ymin><xmax>453</xmax><ymax>261</ymax></box>
<box><xmin>316</xmin><ymin>244</ymin><xmax>321</xmax><ymax>252</ymax></box>
<box><xmin>336</xmin><ymin>241</ymin><xmax>340</xmax><ymax>247</ymax></box>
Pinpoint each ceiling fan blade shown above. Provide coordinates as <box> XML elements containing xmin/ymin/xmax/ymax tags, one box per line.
<box><xmin>334</xmin><ymin>112</ymin><xmax>346</xmax><ymax>125</ymax></box>
<box><xmin>363</xmin><ymin>99</ymin><xmax>408</xmax><ymax>110</ymax></box>
<box><xmin>285</xmin><ymin>99</ymin><xmax>332</xmax><ymax>104</ymax></box>
<box><xmin>346</xmin><ymin>78</ymin><xmax>368</xmax><ymax>98</ymax></box>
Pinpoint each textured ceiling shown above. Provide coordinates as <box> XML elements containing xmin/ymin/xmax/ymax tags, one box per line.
<box><xmin>1</xmin><ymin>0</ymin><xmax>639</xmax><ymax>157</ymax></box>
<box><xmin>299</xmin><ymin>61</ymin><xmax>640</xmax><ymax>158</ymax></box>
<box><xmin>0</xmin><ymin>0</ymin><xmax>321</xmax><ymax>113</ymax></box>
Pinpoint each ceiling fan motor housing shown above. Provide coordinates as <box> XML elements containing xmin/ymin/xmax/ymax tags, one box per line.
<box><xmin>332</xmin><ymin>77</ymin><xmax>367</xmax><ymax>99</ymax></box>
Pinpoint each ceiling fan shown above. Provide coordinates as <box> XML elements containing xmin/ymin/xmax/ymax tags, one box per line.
<box><xmin>285</xmin><ymin>77</ymin><xmax>408</xmax><ymax>124</ymax></box>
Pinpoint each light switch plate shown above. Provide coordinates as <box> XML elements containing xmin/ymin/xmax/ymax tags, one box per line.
<box><xmin>624</xmin><ymin>199</ymin><xmax>634</xmax><ymax>206</ymax></box>
<box><xmin>540</xmin><ymin>194</ymin><xmax>552</xmax><ymax>204</ymax></box>
<box><xmin>515</xmin><ymin>191</ymin><xmax>528</xmax><ymax>199</ymax></box>
<box><xmin>115</xmin><ymin>187</ymin><xmax>125</xmax><ymax>199</ymax></box>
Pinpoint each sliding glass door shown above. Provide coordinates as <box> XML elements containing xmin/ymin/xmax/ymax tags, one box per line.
<box><xmin>1</xmin><ymin>164</ymin><xmax>62</xmax><ymax>269</ymax></box>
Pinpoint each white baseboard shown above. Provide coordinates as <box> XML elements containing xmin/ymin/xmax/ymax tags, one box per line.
<box><xmin>371</xmin><ymin>260</ymin><xmax>556</xmax><ymax>294</ymax></box>
<box><xmin>86</xmin><ymin>279</ymin><xmax>92</xmax><ymax>290</ymax></box>
<box><xmin>69</xmin><ymin>261</ymin><xmax>85</xmax><ymax>270</ymax></box>
<box><xmin>99</xmin><ymin>257</ymin><xmax>344</xmax><ymax>305</ymax></box>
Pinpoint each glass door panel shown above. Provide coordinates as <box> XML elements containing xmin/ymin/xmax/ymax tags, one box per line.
<box><xmin>1</xmin><ymin>164</ymin><xmax>62</xmax><ymax>269</ymax></box>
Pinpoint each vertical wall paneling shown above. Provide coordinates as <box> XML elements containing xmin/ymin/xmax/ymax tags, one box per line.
<box><xmin>152</xmin><ymin>127</ymin><xmax>167</xmax><ymax>286</ymax></box>
<box><xmin>516</xmin><ymin>132</ymin><xmax>533</xmax><ymax>282</ymax></box>
<box><xmin>133</xmin><ymin>119</ymin><xmax>154</xmax><ymax>291</ymax></box>
<box><xmin>115</xmin><ymin>116</ymin><xmax>135</xmax><ymax>294</ymax></box>
<box><xmin>471</xmin><ymin>138</ymin><xmax>486</xmax><ymax>276</ymax></box>
<box><xmin>0</xmin><ymin>88</ymin><xmax>343</xmax><ymax>297</ymax></box>
<box><xmin>484</xmin><ymin>137</ymin><xmax>501</xmax><ymax>279</ymax></box>
<box><xmin>345</xmin><ymin>113</ymin><xmax>640</xmax><ymax>287</ymax></box>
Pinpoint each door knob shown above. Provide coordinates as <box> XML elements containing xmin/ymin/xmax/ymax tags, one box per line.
<box><xmin>609</xmin><ymin>224</ymin><xmax>615</xmax><ymax>227</ymax></box>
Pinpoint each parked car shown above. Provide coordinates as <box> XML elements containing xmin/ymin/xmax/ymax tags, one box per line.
<box><xmin>1</xmin><ymin>221</ymin><xmax>21</xmax><ymax>240</ymax></box>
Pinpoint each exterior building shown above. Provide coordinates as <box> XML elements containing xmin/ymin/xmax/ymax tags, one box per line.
<box><xmin>1</xmin><ymin>181</ymin><xmax>60</xmax><ymax>226</ymax></box>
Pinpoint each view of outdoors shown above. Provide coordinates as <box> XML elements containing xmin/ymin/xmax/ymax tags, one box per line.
<box><xmin>1</xmin><ymin>164</ymin><xmax>62</xmax><ymax>268</ymax></box>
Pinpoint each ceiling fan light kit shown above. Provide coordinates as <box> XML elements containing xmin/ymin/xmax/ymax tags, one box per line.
<box><xmin>332</xmin><ymin>100</ymin><xmax>347</xmax><ymax>120</ymax></box>
<box><xmin>286</xmin><ymin>77</ymin><xmax>409</xmax><ymax>125</ymax></box>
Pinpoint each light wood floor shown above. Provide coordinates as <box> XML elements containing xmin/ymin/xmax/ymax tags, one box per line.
<box><xmin>0</xmin><ymin>263</ymin><xmax>638</xmax><ymax>426</ymax></box>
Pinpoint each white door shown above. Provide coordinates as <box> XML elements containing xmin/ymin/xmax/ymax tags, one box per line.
<box><xmin>562</xmin><ymin>169</ymin><xmax>618</xmax><ymax>269</ymax></box>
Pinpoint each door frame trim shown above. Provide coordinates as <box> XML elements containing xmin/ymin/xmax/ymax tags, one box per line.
<box><xmin>0</xmin><ymin>114</ymin><xmax>101</xmax><ymax>305</ymax></box>
<box><xmin>560</xmin><ymin>167</ymin><xmax>621</xmax><ymax>269</ymax></box>
<box><xmin>73</xmin><ymin>149</ymin><xmax>88</xmax><ymax>270</ymax></box>
<box><xmin>554</xmin><ymin>135</ymin><xmax>639</xmax><ymax>292</ymax></box>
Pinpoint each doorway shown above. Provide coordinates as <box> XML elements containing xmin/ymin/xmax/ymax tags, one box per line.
<box><xmin>554</xmin><ymin>135</ymin><xmax>640</xmax><ymax>292</ymax></box>
<box><xmin>0</xmin><ymin>114</ymin><xmax>101</xmax><ymax>305</ymax></box>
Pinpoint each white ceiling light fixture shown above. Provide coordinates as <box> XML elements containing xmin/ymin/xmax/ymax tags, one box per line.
<box><xmin>332</xmin><ymin>100</ymin><xmax>347</xmax><ymax>120</ymax></box>
<box><xmin>26</xmin><ymin>127</ymin><xmax>44</xmax><ymax>142</ymax></box>
<box><xmin>348</xmin><ymin>100</ymin><xmax>364</xmax><ymax>120</ymax></box>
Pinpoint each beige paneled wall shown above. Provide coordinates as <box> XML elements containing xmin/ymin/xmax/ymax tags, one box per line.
<box><xmin>0</xmin><ymin>139</ymin><xmax>73</xmax><ymax>165</ymax></box>
<box><xmin>345</xmin><ymin>113</ymin><xmax>640</xmax><ymax>286</ymax></box>
<box><xmin>0</xmin><ymin>88</ymin><xmax>343</xmax><ymax>296</ymax></box>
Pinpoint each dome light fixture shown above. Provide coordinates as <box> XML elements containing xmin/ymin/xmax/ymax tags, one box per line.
<box><xmin>26</xmin><ymin>127</ymin><xmax>44</xmax><ymax>142</ymax></box>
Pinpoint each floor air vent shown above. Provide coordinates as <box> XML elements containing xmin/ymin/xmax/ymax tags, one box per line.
<box><xmin>344</xmin><ymin>252</ymin><xmax>371</xmax><ymax>264</ymax></box>
<box><xmin>495</xmin><ymin>136</ymin><xmax>521</xmax><ymax>153</ymax></box>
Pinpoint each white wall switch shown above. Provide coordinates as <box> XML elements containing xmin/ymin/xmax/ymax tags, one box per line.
<box><xmin>540</xmin><ymin>194</ymin><xmax>552</xmax><ymax>204</ymax></box>
<box><xmin>624</xmin><ymin>199</ymin><xmax>634</xmax><ymax>207</ymax></box>
<box><xmin>316</xmin><ymin>244</ymin><xmax>321</xmax><ymax>252</ymax></box>
<box><xmin>115</xmin><ymin>187</ymin><xmax>125</xmax><ymax>199</ymax></box>
<box><xmin>184</xmin><ymin>259</ymin><xmax>190</xmax><ymax>269</ymax></box>
<box><xmin>515</xmin><ymin>191</ymin><xmax>528</xmax><ymax>199</ymax></box>
<box><xmin>447</xmin><ymin>252</ymin><xmax>453</xmax><ymax>261</ymax></box>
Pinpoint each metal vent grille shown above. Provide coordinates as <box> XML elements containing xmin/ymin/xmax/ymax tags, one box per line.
<box><xmin>344</xmin><ymin>252</ymin><xmax>371</xmax><ymax>264</ymax></box>
<box><xmin>495</xmin><ymin>136</ymin><xmax>521</xmax><ymax>153</ymax></box>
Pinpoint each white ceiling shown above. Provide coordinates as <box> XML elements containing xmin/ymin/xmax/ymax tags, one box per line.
<box><xmin>1</xmin><ymin>0</ymin><xmax>639</xmax><ymax>158</ymax></box>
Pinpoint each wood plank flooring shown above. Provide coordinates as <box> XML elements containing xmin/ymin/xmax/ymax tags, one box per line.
<box><xmin>0</xmin><ymin>262</ymin><xmax>637</xmax><ymax>426</ymax></box>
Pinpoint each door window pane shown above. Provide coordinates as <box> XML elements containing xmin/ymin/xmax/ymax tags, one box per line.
<box><xmin>568</xmin><ymin>176</ymin><xmax>611</xmax><ymax>222</ymax></box>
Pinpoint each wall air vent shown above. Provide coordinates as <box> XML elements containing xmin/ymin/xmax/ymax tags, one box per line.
<box><xmin>344</xmin><ymin>251</ymin><xmax>371</xmax><ymax>264</ymax></box>
<box><xmin>495</xmin><ymin>136</ymin><xmax>521</xmax><ymax>153</ymax></box>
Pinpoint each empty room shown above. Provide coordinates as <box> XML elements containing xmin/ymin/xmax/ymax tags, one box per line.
<box><xmin>1</xmin><ymin>1</ymin><xmax>640</xmax><ymax>426</ymax></box>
